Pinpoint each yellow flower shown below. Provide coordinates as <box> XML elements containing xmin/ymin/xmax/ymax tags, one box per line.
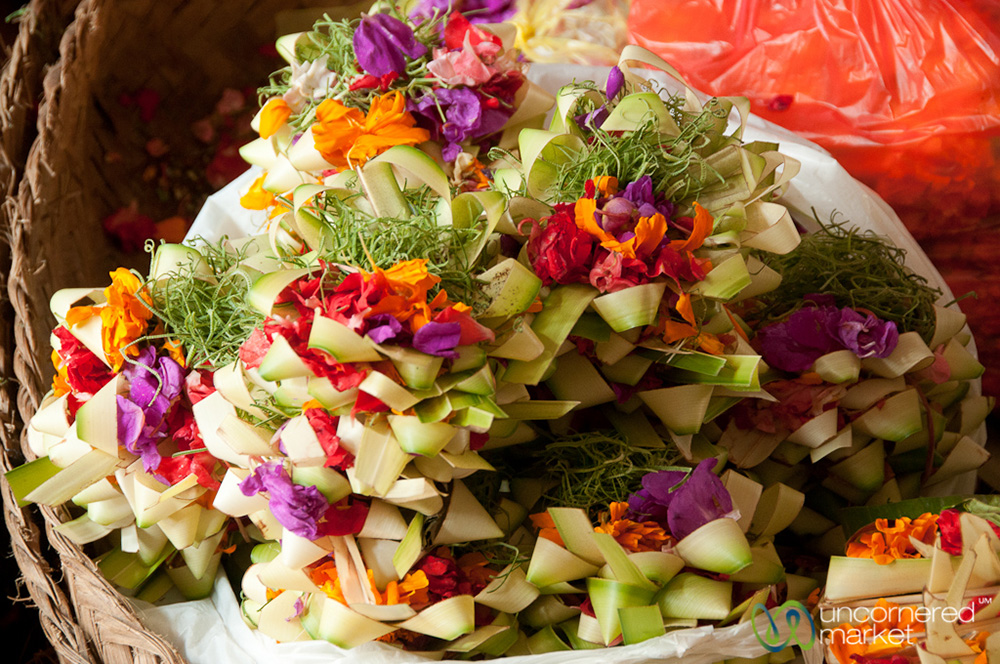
<box><xmin>258</xmin><ymin>98</ymin><xmax>292</xmax><ymax>139</ymax></box>
<box><xmin>594</xmin><ymin>502</ymin><xmax>670</xmax><ymax>552</ymax></box>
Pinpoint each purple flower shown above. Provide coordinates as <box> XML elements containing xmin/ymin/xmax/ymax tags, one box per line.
<box><xmin>410</xmin><ymin>88</ymin><xmax>484</xmax><ymax>161</ymax></box>
<box><xmin>413</xmin><ymin>321</ymin><xmax>462</xmax><ymax>357</ymax></box>
<box><xmin>240</xmin><ymin>461</ymin><xmax>329</xmax><ymax>540</ymax></box>
<box><xmin>116</xmin><ymin>347</ymin><xmax>186</xmax><ymax>474</ymax></box>
<box><xmin>756</xmin><ymin>304</ymin><xmax>899</xmax><ymax>373</ymax></box>
<box><xmin>622</xmin><ymin>176</ymin><xmax>675</xmax><ymax>220</ymax></box>
<box><xmin>606</xmin><ymin>66</ymin><xmax>625</xmax><ymax>99</ymax></box>
<box><xmin>830</xmin><ymin>308</ymin><xmax>898</xmax><ymax>359</ymax></box>
<box><xmin>627</xmin><ymin>458</ymin><xmax>734</xmax><ymax>539</ymax></box>
<box><xmin>353</xmin><ymin>13</ymin><xmax>428</xmax><ymax>77</ymax></box>
<box><xmin>366</xmin><ymin>314</ymin><xmax>404</xmax><ymax>344</ymax></box>
<box><xmin>410</xmin><ymin>0</ymin><xmax>517</xmax><ymax>25</ymax></box>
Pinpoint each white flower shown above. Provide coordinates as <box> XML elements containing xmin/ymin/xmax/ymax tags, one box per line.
<box><xmin>282</xmin><ymin>55</ymin><xmax>338</xmax><ymax>112</ymax></box>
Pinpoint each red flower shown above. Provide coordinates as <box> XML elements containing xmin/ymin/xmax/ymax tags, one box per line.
<box><xmin>319</xmin><ymin>498</ymin><xmax>368</xmax><ymax>536</ymax></box>
<box><xmin>239</xmin><ymin>327</ymin><xmax>271</xmax><ymax>368</ymax></box>
<box><xmin>526</xmin><ymin>208</ymin><xmax>596</xmax><ymax>285</ymax></box>
<box><xmin>184</xmin><ymin>370</ymin><xmax>216</xmax><ymax>405</ymax></box>
<box><xmin>304</xmin><ymin>409</ymin><xmax>354</xmax><ymax>470</ymax></box>
<box><xmin>443</xmin><ymin>11</ymin><xmax>501</xmax><ymax>51</ymax></box>
<box><xmin>52</xmin><ymin>326</ymin><xmax>114</xmax><ymax>397</ymax></box>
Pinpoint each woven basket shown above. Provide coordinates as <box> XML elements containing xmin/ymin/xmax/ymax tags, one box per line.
<box><xmin>0</xmin><ymin>1</ymin><xmax>361</xmax><ymax>661</ymax></box>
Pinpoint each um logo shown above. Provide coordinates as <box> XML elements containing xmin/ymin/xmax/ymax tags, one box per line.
<box><xmin>751</xmin><ymin>601</ymin><xmax>817</xmax><ymax>653</ymax></box>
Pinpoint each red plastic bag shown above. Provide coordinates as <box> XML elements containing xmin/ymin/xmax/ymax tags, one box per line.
<box><xmin>629</xmin><ymin>0</ymin><xmax>1000</xmax><ymax>396</ymax></box>
<box><xmin>628</xmin><ymin>0</ymin><xmax>1000</xmax><ymax>239</ymax></box>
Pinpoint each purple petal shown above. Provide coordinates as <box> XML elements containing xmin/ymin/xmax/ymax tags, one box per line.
<box><xmin>239</xmin><ymin>462</ymin><xmax>329</xmax><ymax>540</ymax></box>
<box><xmin>366</xmin><ymin>314</ymin><xmax>404</xmax><ymax>344</ymax></box>
<box><xmin>606</xmin><ymin>66</ymin><xmax>625</xmax><ymax>99</ymax></box>
<box><xmin>412</xmin><ymin>321</ymin><xmax>462</xmax><ymax>357</ymax></box>
<box><xmin>830</xmin><ymin>308</ymin><xmax>899</xmax><ymax>359</ymax></box>
<box><xmin>666</xmin><ymin>458</ymin><xmax>733</xmax><ymax>539</ymax></box>
<box><xmin>353</xmin><ymin>14</ymin><xmax>427</xmax><ymax>77</ymax></box>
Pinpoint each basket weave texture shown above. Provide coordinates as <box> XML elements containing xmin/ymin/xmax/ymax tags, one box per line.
<box><xmin>0</xmin><ymin>1</ymin><xmax>349</xmax><ymax>661</ymax></box>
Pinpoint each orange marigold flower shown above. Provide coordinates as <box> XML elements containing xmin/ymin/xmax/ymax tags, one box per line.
<box><xmin>65</xmin><ymin>268</ymin><xmax>154</xmax><ymax>372</ymax></box>
<box><xmin>258</xmin><ymin>98</ymin><xmax>292</xmax><ymax>139</ymax></box>
<box><xmin>594</xmin><ymin>502</ymin><xmax>670</xmax><ymax>553</ymax></box>
<box><xmin>670</xmin><ymin>202</ymin><xmax>714</xmax><ymax>253</ymax></box>
<box><xmin>828</xmin><ymin>599</ymin><xmax>922</xmax><ymax>664</ymax></box>
<box><xmin>312</xmin><ymin>92</ymin><xmax>429</xmax><ymax>169</ymax></box>
<box><xmin>845</xmin><ymin>513</ymin><xmax>939</xmax><ymax>564</ymax></box>
<box><xmin>240</xmin><ymin>175</ymin><xmax>276</xmax><ymax>211</ymax></box>
<box><xmin>529</xmin><ymin>511</ymin><xmax>565</xmax><ymax>547</ymax></box>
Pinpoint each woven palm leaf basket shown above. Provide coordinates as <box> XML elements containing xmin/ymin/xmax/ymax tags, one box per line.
<box><xmin>1</xmin><ymin>1</ymin><xmax>364</xmax><ymax>661</ymax></box>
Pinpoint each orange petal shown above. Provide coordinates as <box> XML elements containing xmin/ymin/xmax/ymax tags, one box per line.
<box><xmin>259</xmin><ymin>98</ymin><xmax>292</xmax><ymax>139</ymax></box>
<box><xmin>670</xmin><ymin>202</ymin><xmax>714</xmax><ymax>253</ymax></box>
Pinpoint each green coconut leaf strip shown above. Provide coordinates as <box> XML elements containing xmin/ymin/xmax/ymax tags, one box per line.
<box><xmin>827</xmin><ymin>440</ymin><xmax>886</xmax><ymax>493</ymax></box>
<box><xmin>545</xmin><ymin>351</ymin><xmax>615</xmax><ymax>409</ymax></box>
<box><xmin>959</xmin><ymin>396</ymin><xmax>995</xmax><ymax>437</ymax></box>
<box><xmin>600</xmin><ymin>92</ymin><xmax>678</xmax><ymax>135</ymax></box>
<box><xmin>450</xmin><ymin>406</ymin><xmax>497</xmax><ymax>432</ymax></box>
<box><xmin>72</xmin><ymin>476</ymin><xmax>121</xmax><ymax>506</ymax></box>
<box><xmin>388</xmin><ymin>415</ymin><xmax>455</xmax><ymax>457</ymax></box>
<box><xmin>371</xmin><ymin>144</ymin><xmax>452</xmax><ymax>203</ymax></box>
<box><xmin>488</xmin><ymin>320</ymin><xmax>546</xmax><ymax>362</ymax></box>
<box><xmin>398</xmin><ymin>595</ymin><xmax>475</xmax><ymax>640</ymax></box>
<box><xmin>606</xmin><ymin>410</ymin><xmax>664</xmax><ymax>448</ymax></box>
<box><xmin>587</xmin><ymin>578</ymin><xmax>657</xmax><ymax>645</ymax></box>
<box><xmin>673</xmin><ymin>517</ymin><xmax>752</xmax><ymax>574</ymax></box>
<box><xmin>475</xmin><ymin>564</ymin><xmax>540</xmax><ymax>613</ymax></box>
<box><xmin>452</xmin><ymin>365</ymin><xmax>496</xmax><ymax>396</ymax></box>
<box><xmin>299</xmin><ymin>594</ymin><xmax>395</xmax><ymax>648</ymax></box>
<box><xmin>257</xmin><ymin>334</ymin><xmax>313</xmax><ymax>381</ymax></box>
<box><xmin>600</xmin><ymin>354</ymin><xmax>654</xmax><ymax>387</ymax></box>
<box><xmin>689</xmin><ymin>254</ymin><xmax>752</xmax><ymax>301</ymax></box>
<box><xmin>788</xmin><ymin>506</ymin><xmax>836</xmax><ymax>537</ymax></box>
<box><xmin>392</xmin><ymin>512</ymin><xmax>425</xmax><ymax>578</ymax></box>
<box><xmin>728</xmin><ymin>546</ymin><xmax>786</xmax><ymax>584</ymax></box>
<box><xmin>356</xmin><ymin>500</ymin><xmax>408</xmax><ymax>541</ymax></box>
<box><xmin>382</xmin><ymin>477</ymin><xmax>443</xmax><ymax>516</ymax></box>
<box><xmin>641</xmin><ymin>349</ymin><xmax>726</xmax><ymax>376</ymax></box>
<box><xmin>451</xmin><ymin>190</ymin><xmax>506</xmax><ymax>265</ymax></box>
<box><xmin>526</xmin><ymin>536</ymin><xmax>601</xmax><ymax>587</ymax></box>
<box><xmin>370</xmin><ymin>345</ymin><xmax>443</xmax><ymax>391</ymax></box>
<box><xmin>477</xmin><ymin>258</ymin><xmax>543</xmax><ymax>320</ymax></box>
<box><xmin>721</xmin><ymin>469</ymin><xmax>763</xmax><ymax>533</ymax></box>
<box><xmin>925</xmin><ymin>380</ymin><xmax>969</xmax><ymax>411</ymax></box>
<box><xmin>289</xmin><ymin>466</ymin><xmax>350</xmax><ymax>505</ymax></box>
<box><xmin>499</xmin><ymin>400</ymin><xmax>579</xmax><ymax>420</ymax></box>
<box><xmin>669</xmin><ymin>354</ymin><xmax>762</xmax><ymax>389</ymax></box>
<box><xmin>357</xmin><ymin>371</ymin><xmax>418</xmax><ymax>412</ymax></box>
<box><xmin>25</xmin><ymin>448</ymin><xmax>121</xmax><ymax>507</ymax></box>
<box><xmin>255</xmin><ymin>590</ymin><xmax>309</xmax><ymax>643</ymax></box>
<box><xmin>852</xmin><ymin>389</ymin><xmax>923</xmax><ymax>441</ymax></box>
<box><xmin>248</xmin><ymin>268</ymin><xmax>312</xmax><ymax>315</ymax></box>
<box><xmin>353</xmin><ymin>423</ymin><xmax>409</xmax><ymax>497</ymax></box>
<box><xmin>618</xmin><ymin>605</ymin><xmax>667</xmax><ymax>645</ymax></box>
<box><xmin>928</xmin><ymin>436</ymin><xmax>990</xmax><ymax>486</ymax></box>
<box><xmin>625</xmin><ymin>552</ymin><xmax>685</xmax><ymax>586</ymax></box>
<box><xmin>731</xmin><ymin>255</ymin><xmax>782</xmax><ymax>303</ymax></box>
<box><xmin>97</xmin><ymin>547</ymin><xmax>167</xmax><ymax>590</ymax></box>
<box><xmin>810</xmin><ymin>425</ymin><xmax>854</xmax><ymax>463</ymax></box>
<box><xmin>181</xmin><ymin>528</ymin><xmax>226</xmax><ymax>582</ymax></box>
<box><xmin>518</xmin><ymin>129</ymin><xmax>586</xmax><ymax>199</ymax></box>
<box><xmin>590</xmin><ymin>282</ymin><xmax>667</xmax><ymax>332</ymax></box>
<box><xmin>824</xmin><ymin>556</ymin><xmax>932</xmax><ymax>601</ymax></box>
<box><xmin>546</xmin><ymin>507</ymin><xmax>604</xmax><ymax>566</ymax></box>
<box><xmin>813</xmin><ymin>350</ymin><xmax>862</xmax><ymax>384</ymax></box>
<box><xmin>358</xmin><ymin>159</ymin><xmax>409</xmax><ymax>219</ymax></box>
<box><xmin>74</xmin><ymin>374</ymin><xmax>123</xmax><ymax>458</ymax></box>
<box><xmin>785</xmin><ymin>408</ymin><xmax>839</xmax><ymax>449</ymax></box>
<box><xmin>785</xmin><ymin>575</ymin><xmax>821</xmax><ymax>603</ymax></box>
<box><xmin>537</xmin><ymin>581</ymin><xmax>586</xmax><ymax>595</ymax></box>
<box><xmin>595</xmin><ymin>333</ymin><xmax>636</xmax><ymax>365</ymax></box>
<box><xmin>655</xmin><ymin>573</ymin><xmax>732</xmax><ymax>621</ymax></box>
<box><xmin>840</xmin><ymin>377</ymin><xmax>906</xmax><ymax>410</ymax></box>
<box><xmin>930</xmin><ymin>304</ymin><xmax>968</xmax><ymax>350</ymax></box>
<box><xmin>502</xmin><ymin>284</ymin><xmax>598</xmax><ymax>385</ymax></box>
<box><xmin>526</xmin><ymin>625</ymin><xmax>572</xmax><ymax>654</ymax></box>
<box><xmin>213</xmin><ymin>361</ymin><xmax>268</xmax><ymax>419</ymax></box>
<box><xmin>431</xmin><ymin>479</ymin><xmax>504</xmax><ymax>545</ymax></box>
<box><xmin>446</xmin><ymin>624</ymin><xmax>513</xmax><ymax>653</ymax></box>
<box><xmin>413</xmin><ymin>394</ymin><xmax>453</xmax><ymax>424</ymax></box>
<box><xmin>520</xmin><ymin>595</ymin><xmax>581</xmax><ymax>629</ymax></box>
<box><xmin>87</xmin><ymin>495</ymin><xmax>133</xmax><ymax>527</ymax></box>
<box><xmin>941</xmin><ymin>338</ymin><xmax>986</xmax><ymax>381</ymax></box>
<box><xmin>308</xmin><ymin>315</ymin><xmax>383</xmax><ymax>363</ymax></box>
<box><xmin>53</xmin><ymin>513</ymin><xmax>113</xmax><ymax>545</ymax></box>
<box><xmin>6</xmin><ymin>457</ymin><xmax>62</xmax><ymax>507</ymax></box>
<box><xmin>472</xmin><ymin>614</ymin><xmax>521</xmax><ymax>656</ymax></box>
<box><xmin>639</xmin><ymin>384</ymin><xmax>714</xmax><ymax>435</ymax></box>
<box><xmin>591</xmin><ymin>532</ymin><xmax>658</xmax><ymax>591</ymax></box>
<box><xmin>571</xmin><ymin>312</ymin><xmax>613</xmax><ymax>343</ymax></box>
<box><xmin>572</xmin><ymin>614</ymin><xmax>605</xmax><ymax>647</ymax></box>
<box><xmin>862</xmin><ymin>331</ymin><xmax>935</xmax><ymax>378</ymax></box>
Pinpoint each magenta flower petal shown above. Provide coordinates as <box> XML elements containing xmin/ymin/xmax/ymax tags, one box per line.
<box><xmin>666</xmin><ymin>458</ymin><xmax>733</xmax><ymax>539</ymax></box>
<box><xmin>606</xmin><ymin>66</ymin><xmax>625</xmax><ymax>99</ymax></box>
<box><xmin>354</xmin><ymin>13</ymin><xmax>427</xmax><ymax>77</ymax></box>
<box><xmin>239</xmin><ymin>461</ymin><xmax>329</xmax><ymax>540</ymax></box>
<box><xmin>413</xmin><ymin>321</ymin><xmax>462</xmax><ymax>357</ymax></box>
<box><xmin>366</xmin><ymin>314</ymin><xmax>404</xmax><ymax>344</ymax></box>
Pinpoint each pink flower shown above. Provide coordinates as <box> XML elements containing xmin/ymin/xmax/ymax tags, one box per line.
<box><xmin>427</xmin><ymin>37</ymin><xmax>496</xmax><ymax>86</ymax></box>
